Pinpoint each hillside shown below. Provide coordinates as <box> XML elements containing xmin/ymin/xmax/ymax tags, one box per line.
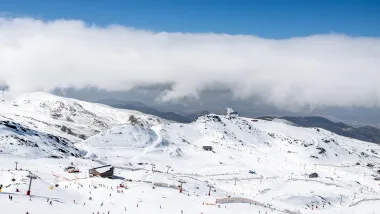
<box><xmin>0</xmin><ymin>118</ymin><xmax>81</xmax><ymax>158</ymax></box>
<box><xmin>75</xmin><ymin>113</ymin><xmax>380</xmax><ymax>213</ymax></box>
<box><xmin>282</xmin><ymin>116</ymin><xmax>380</xmax><ymax>144</ymax></box>
<box><xmin>0</xmin><ymin>94</ymin><xmax>379</xmax><ymax>214</ymax></box>
<box><xmin>0</xmin><ymin>92</ymin><xmax>161</xmax><ymax>142</ymax></box>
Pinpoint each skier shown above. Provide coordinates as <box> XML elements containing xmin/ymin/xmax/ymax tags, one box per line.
<box><xmin>50</xmin><ymin>201</ymin><xmax>52</xmax><ymax>205</ymax></box>
<box><xmin>101</xmin><ymin>202</ymin><xmax>104</xmax><ymax>206</ymax></box>
<box><xmin>181</xmin><ymin>210</ymin><xmax>183</xmax><ymax>214</ymax></box>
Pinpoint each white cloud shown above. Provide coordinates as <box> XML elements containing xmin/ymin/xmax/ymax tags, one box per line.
<box><xmin>1</xmin><ymin>17</ymin><xmax>380</xmax><ymax>110</ymax></box>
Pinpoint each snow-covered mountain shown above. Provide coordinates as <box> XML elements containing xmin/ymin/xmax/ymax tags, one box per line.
<box><xmin>0</xmin><ymin>119</ymin><xmax>81</xmax><ymax>158</ymax></box>
<box><xmin>80</xmin><ymin>113</ymin><xmax>380</xmax><ymax>167</ymax></box>
<box><xmin>0</xmin><ymin>92</ymin><xmax>162</xmax><ymax>142</ymax></box>
<box><xmin>76</xmin><ymin>113</ymin><xmax>380</xmax><ymax>213</ymax></box>
<box><xmin>1</xmin><ymin>93</ymin><xmax>379</xmax><ymax>214</ymax></box>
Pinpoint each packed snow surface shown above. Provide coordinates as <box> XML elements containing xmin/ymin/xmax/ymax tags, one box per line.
<box><xmin>1</xmin><ymin>93</ymin><xmax>380</xmax><ymax>214</ymax></box>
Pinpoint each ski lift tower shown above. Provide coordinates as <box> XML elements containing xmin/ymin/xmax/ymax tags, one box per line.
<box><xmin>207</xmin><ymin>184</ymin><xmax>214</xmax><ymax>196</ymax></box>
<box><xmin>166</xmin><ymin>165</ymin><xmax>171</xmax><ymax>174</ymax></box>
<box><xmin>178</xmin><ymin>180</ymin><xmax>186</xmax><ymax>193</ymax></box>
<box><xmin>26</xmin><ymin>171</ymin><xmax>33</xmax><ymax>196</ymax></box>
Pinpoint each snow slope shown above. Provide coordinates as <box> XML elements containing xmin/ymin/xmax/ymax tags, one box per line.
<box><xmin>1</xmin><ymin>93</ymin><xmax>380</xmax><ymax>214</ymax></box>
<box><xmin>76</xmin><ymin>114</ymin><xmax>380</xmax><ymax>213</ymax></box>
<box><xmin>0</xmin><ymin>118</ymin><xmax>81</xmax><ymax>158</ymax></box>
<box><xmin>0</xmin><ymin>92</ymin><xmax>162</xmax><ymax>142</ymax></box>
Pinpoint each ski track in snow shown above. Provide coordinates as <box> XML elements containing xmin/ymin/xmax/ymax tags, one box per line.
<box><xmin>143</xmin><ymin>125</ymin><xmax>163</xmax><ymax>154</ymax></box>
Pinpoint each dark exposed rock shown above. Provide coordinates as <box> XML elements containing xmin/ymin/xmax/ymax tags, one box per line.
<box><xmin>309</xmin><ymin>173</ymin><xmax>318</xmax><ymax>178</ymax></box>
<box><xmin>316</xmin><ymin>147</ymin><xmax>326</xmax><ymax>154</ymax></box>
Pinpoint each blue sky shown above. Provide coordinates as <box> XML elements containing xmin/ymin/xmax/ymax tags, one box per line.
<box><xmin>1</xmin><ymin>0</ymin><xmax>379</xmax><ymax>38</ymax></box>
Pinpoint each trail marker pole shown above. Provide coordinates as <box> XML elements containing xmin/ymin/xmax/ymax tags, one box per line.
<box><xmin>15</xmin><ymin>161</ymin><xmax>18</xmax><ymax>170</ymax></box>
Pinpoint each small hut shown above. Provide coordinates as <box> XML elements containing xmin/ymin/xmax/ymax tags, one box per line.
<box><xmin>64</xmin><ymin>166</ymin><xmax>79</xmax><ymax>173</ymax></box>
<box><xmin>202</xmin><ymin>146</ymin><xmax>213</xmax><ymax>151</ymax></box>
<box><xmin>89</xmin><ymin>165</ymin><xmax>114</xmax><ymax>178</ymax></box>
<box><xmin>309</xmin><ymin>172</ymin><xmax>319</xmax><ymax>178</ymax></box>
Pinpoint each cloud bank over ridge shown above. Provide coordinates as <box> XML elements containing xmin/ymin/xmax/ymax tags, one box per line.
<box><xmin>1</xmin><ymin>17</ymin><xmax>379</xmax><ymax>110</ymax></box>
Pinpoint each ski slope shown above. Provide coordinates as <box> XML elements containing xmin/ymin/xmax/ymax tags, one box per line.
<box><xmin>1</xmin><ymin>93</ymin><xmax>379</xmax><ymax>214</ymax></box>
<box><xmin>76</xmin><ymin>114</ymin><xmax>380</xmax><ymax>213</ymax></box>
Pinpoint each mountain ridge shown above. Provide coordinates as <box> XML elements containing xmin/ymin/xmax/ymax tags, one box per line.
<box><xmin>97</xmin><ymin>98</ymin><xmax>209</xmax><ymax>123</ymax></box>
<box><xmin>280</xmin><ymin>116</ymin><xmax>380</xmax><ymax>144</ymax></box>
